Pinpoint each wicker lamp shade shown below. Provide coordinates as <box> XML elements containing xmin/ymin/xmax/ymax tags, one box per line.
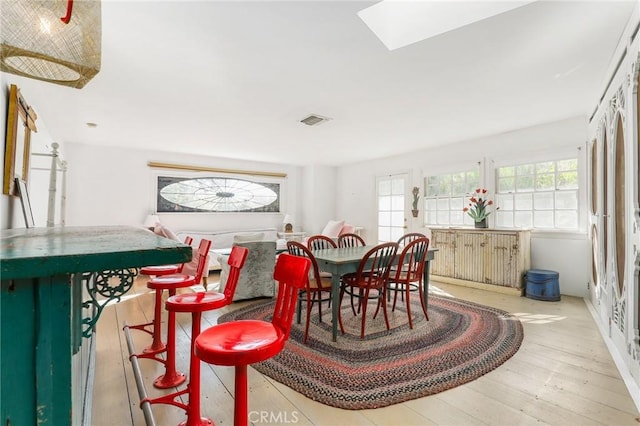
<box><xmin>1</xmin><ymin>0</ymin><xmax>101</xmax><ymax>89</ymax></box>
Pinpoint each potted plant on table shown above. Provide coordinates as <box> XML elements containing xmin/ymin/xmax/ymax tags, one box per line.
<box><xmin>463</xmin><ymin>188</ymin><xmax>496</xmax><ymax>228</ymax></box>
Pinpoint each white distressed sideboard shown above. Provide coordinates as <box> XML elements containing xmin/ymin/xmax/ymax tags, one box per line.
<box><xmin>429</xmin><ymin>228</ymin><xmax>531</xmax><ymax>295</ymax></box>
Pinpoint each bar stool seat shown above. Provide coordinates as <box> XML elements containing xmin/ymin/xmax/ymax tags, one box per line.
<box><xmin>140</xmin><ymin>264</ymin><xmax>180</xmax><ymax>276</ymax></box>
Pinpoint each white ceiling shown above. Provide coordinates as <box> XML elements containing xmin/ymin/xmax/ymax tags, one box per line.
<box><xmin>5</xmin><ymin>0</ymin><xmax>637</xmax><ymax>167</ymax></box>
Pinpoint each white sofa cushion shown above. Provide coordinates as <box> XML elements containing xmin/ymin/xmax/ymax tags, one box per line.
<box><xmin>321</xmin><ymin>220</ymin><xmax>345</xmax><ymax>238</ymax></box>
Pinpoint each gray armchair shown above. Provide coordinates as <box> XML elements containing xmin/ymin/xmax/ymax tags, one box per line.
<box><xmin>217</xmin><ymin>240</ymin><xmax>276</xmax><ymax>301</ymax></box>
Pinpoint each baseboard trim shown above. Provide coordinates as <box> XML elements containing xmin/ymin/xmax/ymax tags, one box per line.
<box><xmin>431</xmin><ymin>275</ymin><xmax>524</xmax><ymax>296</ymax></box>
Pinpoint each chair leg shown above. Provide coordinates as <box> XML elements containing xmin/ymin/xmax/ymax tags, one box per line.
<box><xmin>338</xmin><ymin>286</ymin><xmax>346</xmax><ymax>334</ymax></box>
<box><xmin>181</xmin><ymin>312</ymin><xmax>212</xmax><ymax>426</ymax></box>
<box><xmin>360</xmin><ymin>288</ymin><xmax>370</xmax><ymax>339</ymax></box>
<box><xmin>127</xmin><ymin>287</ymin><xmax>167</xmax><ymax>354</ymax></box>
<box><xmin>154</xmin><ymin>289</ymin><xmax>186</xmax><ymax>389</ymax></box>
<box><xmin>381</xmin><ymin>288</ymin><xmax>390</xmax><ymax>331</ymax></box>
<box><xmin>234</xmin><ymin>365</ymin><xmax>249</xmax><ymax>426</ymax></box>
<box><xmin>304</xmin><ymin>293</ymin><xmax>312</xmax><ymax>343</ymax></box>
<box><xmin>406</xmin><ymin>283</ymin><xmax>414</xmax><ymax>329</ymax></box>
<box><xmin>419</xmin><ymin>281</ymin><xmax>429</xmax><ymax>321</ymax></box>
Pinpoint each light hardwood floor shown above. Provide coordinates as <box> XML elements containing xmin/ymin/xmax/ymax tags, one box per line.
<box><xmin>91</xmin><ymin>273</ymin><xmax>640</xmax><ymax>426</ymax></box>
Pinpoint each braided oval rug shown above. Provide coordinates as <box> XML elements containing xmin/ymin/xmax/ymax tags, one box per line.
<box><xmin>218</xmin><ymin>294</ymin><xmax>523</xmax><ymax>410</ymax></box>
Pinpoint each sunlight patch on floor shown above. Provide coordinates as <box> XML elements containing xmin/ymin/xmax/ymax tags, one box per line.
<box><xmin>512</xmin><ymin>313</ymin><xmax>567</xmax><ymax>324</ymax></box>
<box><xmin>429</xmin><ymin>284</ymin><xmax>456</xmax><ymax>298</ymax></box>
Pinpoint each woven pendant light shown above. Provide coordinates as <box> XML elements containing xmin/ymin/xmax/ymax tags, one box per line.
<box><xmin>1</xmin><ymin>0</ymin><xmax>101</xmax><ymax>89</ymax></box>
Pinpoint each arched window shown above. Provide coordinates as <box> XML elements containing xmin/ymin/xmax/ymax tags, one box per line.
<box><xmin>157</xmin><ymin>176</ymin><xmax>280</xmax><ymax>212</ymax></box>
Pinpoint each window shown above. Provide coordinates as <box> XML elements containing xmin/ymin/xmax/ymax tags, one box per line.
<box><xmin>495</xmin><ymin>158</ymin><xmax>578</xmax><ymax>229</ymax></box>
<box><xmin>424</xmin><ymin>169</ymin><xmax>480</xmax><ymax>226</ymax></box>
<box><xmin>157</xmin><ymin>176</ymin><xmax>281</xmax><ymax>212</ymax></box>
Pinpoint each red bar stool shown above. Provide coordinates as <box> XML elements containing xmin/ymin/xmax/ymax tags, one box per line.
<box><xmin>141</xmin><ymin>246</ymin><xmax>249</xmax><ymax>426</ymax></box>
<box><xmin>136</xmin><ymin>239</ymin><xmax>212</xmax><ymax>388</ymax></box>
<box><xmin>194</xmin><ymin>254</ymin><xmax>311</xmax><ymax>426</ymax></box>
<box><xmin>130</xmin><ymin>236</ymin><xmax>194</xmax><ymax>353</ymax></box>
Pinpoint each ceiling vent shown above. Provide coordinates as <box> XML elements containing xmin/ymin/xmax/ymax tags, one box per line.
<box><xmin>300</xmin><ymin>114</ymin><xmax>331</xmax><ymax>126</ymax></box>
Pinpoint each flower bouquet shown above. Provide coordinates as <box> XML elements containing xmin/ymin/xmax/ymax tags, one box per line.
<box><xmin>463</xmin><ymin>188</ymin><xmax>495</xmax><ymax>228</ymax></box>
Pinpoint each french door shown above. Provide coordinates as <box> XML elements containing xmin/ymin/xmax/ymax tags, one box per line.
<box><xmin>376</xmin><ymin>173</ymin><xmax>409</xmax><ymax>243</ymax></box>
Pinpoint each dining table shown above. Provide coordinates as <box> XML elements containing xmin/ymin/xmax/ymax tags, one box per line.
<box><xmin>313</xmin><ymin>245</ymin><xmax>436</xmax><ymax>342</ymax></box>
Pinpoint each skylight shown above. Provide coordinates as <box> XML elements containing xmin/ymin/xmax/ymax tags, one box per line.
<box><xmin>358</xmin><ymin>0</ymin><xmax>535</xmax><ymax>50</ymax></box>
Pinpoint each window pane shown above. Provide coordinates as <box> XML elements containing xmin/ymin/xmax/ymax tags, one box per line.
<box><xmin>436</xmin><ymin>210</ymin><xmax>449</xmax><ymax>224</ymax></box>
<box><xmin>438</xmin><ymin>177</ymin><xmax>452</xmax><ymax>195</ymax></box>
<box><xmin>390</xmin><ymin>211</ymin><xmax>404</xmax><ymax>225</ymax></box>
<box><xmin>499</xmin><ymin>166</ymin><xmax>515</xmax><ymax>177</ymax></box>
<box><xmin>391</xmin><ymin>179</ymin><xmax>404</xmax><ymax>194</ymax></box>
<box><xmin>516</xmin><ymin>175</ymin><xmax>534</xmax><ymax>192</ymax></box>
<box><xmin>557</xmin><ymin>171</ymin><xmax>578</xmax><ymax>189</ymax></box>
<box><xmin>378</xmin><ymin>227</ymin><xmax>391</xmax><ymax>241</ymax></box>
<box><xmin>450</xmin><ymin>197</ymin><xmax>464</xmax><ymax>210</ymax></box>
<box><xmin>514</xmin><ymin>193</ymin><xmax>533</xmax><ymax>210</ymax></box>
<box><xmin>534</xmin><ymin>210</ymin><xmax>554</xmax><ymax>228</ymax></box>
<box><xmin>426</xmin><ymin>176</ymin><xmax>439</xmax><ymax>196</ymax></box>
<box><xmin>391</xmin><ymin>195</ymin><xmax>403</xmax><ymax>210</ymax></box>
<box><xmin>556</xmin><ymin>210</ymin><xmax>578</xmax><ymax>228</ymax></box>
<box><xmin>425</xmin><ymin>199</ymin><xmax>437</xmax><ymax>210</ymax></box>
<box><xmin>496</xmin><ymin>193</ymin><xmax>513</xmax><ymax>211</ymax></box>
<box><xmin>517</xmin><ymin>164</ymin><xmax>534</xmax><ymax>175</ymax></box>
<box><xmin>496</xmin><ymin>211</ymin><xmax>513</xmax><ymax>227</ymax></box>
<box><xmin>437</xmin><ymin>198</ymin><xmax>449</xmax><ymax>210</ymax></box>
<box><xmin>450</xmin><ymin>210</ymin><xmax>464</xmax><ymax>224</ymax></box>
<box><xmin>534</xmin><ymin>192</ymin><xmax>554</xmax><ymax>210</ymax></box>
<box><xmin>514</xmin><ymin>211</ymin><xmax>533</xmax><ymax>227</ymax></box>
<box><xmin>378</xmin><ymin>211</ymin><xmax>390</xmax><ymax>225</ymax></box>
<box><xmin>536</xmin><ymin>161</ymin><xmax>555</xmax><ymax>173</ymax></box>
<box><xmin>557</xmin><ymin>158</ymin><xmax>577</xmax><ymax>171</ymax></box>
<box><xmin>379</xmin><ymin>180</ymin><xmax>391</xmax><ymax>195</ymax></box>
<box><xmin>535</xmin><ymin>173</ymin><xmax>555</xmax><ymax>190</ymax></box>
<box><xmin>390</xmin><ymin>227</ymin><xmax>404</xmax><ymax>242</ymax></box>
<box><xmin>498</xmin><ymin>177</ymin><xmax>514</xmax><ymax>192</ymax></box>
<box><xmin>555</xmin><ymin>191</ymin><xmax>578</xmax><ymax>209</ymax></box>
<box><xmin>379</xmin><ymin>196</ymin><xmax>391</xmax><ymax>210</ymax></box>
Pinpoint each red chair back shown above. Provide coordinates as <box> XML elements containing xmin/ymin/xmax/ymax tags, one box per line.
<box><xmin>272</xmin><ymin>253</ymin><xmax>311</xmax><ymax>338</ymax></box>
<box><xmin>221</xmin><ymin>246</ymin><xmax>249</xmax><ymax>301</ymax></box>
<box><xmin>307</xmin><ymin>235</ymin><xmax>337</xmax><ymax>251</ymax></box>
<box><xmin>286</xmin><ymin>241</ymin><xmax>327</xmax><ymax>290</ymax></box>
<box><xmin>193</xmin><ymin>239</ymin><xmax>212</xmax><ymax>284</ymax></box>
<box><xmin>338</xmin><ymin>233</ymin><xmax>365</xmax><ymax>248</ymax></box>
<box><xmin>354</xmin><ymin>242</ymin><xmax>398</xmax><ymax>288</ymax></box>
<box><xmin>394</xmin><ymin>237</ymin><xmax>429</xmax><ymax>282</ymax></box>
<box><xmin>177</xmin><ymin>235</ymin><xmax>195</xmax><ymax>273</ymax></box>
<box><xmin>397</xmin><ymin>232</ymin><xmax>426</xmax><ymax>247</ymax></box>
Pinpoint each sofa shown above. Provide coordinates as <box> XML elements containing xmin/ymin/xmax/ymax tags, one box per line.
<box><xmin>174</xmin><ymin>228</ymin><xmax>285</xmax><ymax>271</ymax></box>
<box><xmin>217</xmin><ymin>240</ymin><xmax>277</xmax><ymax>301</ymax></box>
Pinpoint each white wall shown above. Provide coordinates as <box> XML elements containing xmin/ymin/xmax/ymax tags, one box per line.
<box><xmin>63</xmin><ymin>142</ymin><xmax>303</xmax><ymax>233</ymax></box>
<box><xmin>302</xmin><ymin>165</ymin><xmax>337</xmax><ymax>235</ymax></box>
<box><xmin>335</xmin><ymin>116</ymin><xmax>590</xmax><ymax>297</ymax></box>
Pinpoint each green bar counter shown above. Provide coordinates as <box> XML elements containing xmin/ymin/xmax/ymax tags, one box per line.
<box><xmin>0</xmin><ymin>226</ymin><xmax>192</xmax><ymax>425</ymax></box>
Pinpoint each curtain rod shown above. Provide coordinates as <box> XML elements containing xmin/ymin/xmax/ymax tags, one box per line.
<box><xmin>147</xmin><ymin>161</ymin><xmax>287</xmax><ymax>178</ymax></box>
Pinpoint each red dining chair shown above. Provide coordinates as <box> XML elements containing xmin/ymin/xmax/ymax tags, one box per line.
<box><xmin>397</xmin><ymin>232</ymin><xmax>426</xmax><ymax>246</ymax></box>
<box><xmin>307</xmin><ymin>234</ymin><xmax>337</xmax><ymax>251</ymax></box>
<box><xmin>338</xmin><ymin>242</ymin><xmax>398</xmax><ymax>338</ymax></box>
<box><xmin>287</xmin><ymin>241</ymin><xmax>333</xmax><ymax>343</ymax></box>
<box><xmin>133</xmin><ymin>238</ymin><xmax>212</xmax><ymax>389</ymax></box>
<box><xmin>338</xmin><ymin>232</ymin><xmax>366</xmax><ymax>248</ymax></box>
<box><xmin>194</xmin><ymin>254</ymin><xmax>311</xmax><ymax>426</ymax></box>
<box><xmin>141</xmin><ymin>245</ymin><xmax>249</xmax><ymax>426</ymax></box>
<box><xmin>387</xmin><ymin>237</ymin><xmax>430</xmax><ymax>329</ymax></box>
<box><xmin>131</xmin><ymin>235</ymin><xmax>193</xmax><ymax>353</ymax></box>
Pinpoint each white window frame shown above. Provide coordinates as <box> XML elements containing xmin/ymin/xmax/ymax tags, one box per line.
<box><xmin>423</xmin><ymin>167</ymin><xmax>481</xmax><ymax>227</ymax></box>
<box><xmin>494</xmin><ymin>157</ymin><xmax>581</xmax><ymax>231</ymax></box>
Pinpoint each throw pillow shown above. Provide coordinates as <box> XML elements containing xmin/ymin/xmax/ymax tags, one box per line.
<box><xmin>153</xmin><ymin>224</ymin><xmax>180</xmax><ymax>242</ymax></box>
<box><xmin>339</xmin><ymin>223</ymin><xmax>355</xmax><ymax>236</ymax></box>
<box><xmin>234</xmin><ymin>232</ymin><xmax>265</xmax><ymax>243</ymax></box>
<box><xmin>321</xmin><ymin>220</ymin><xmax>345</xmax><ymax>238</ymax></box>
